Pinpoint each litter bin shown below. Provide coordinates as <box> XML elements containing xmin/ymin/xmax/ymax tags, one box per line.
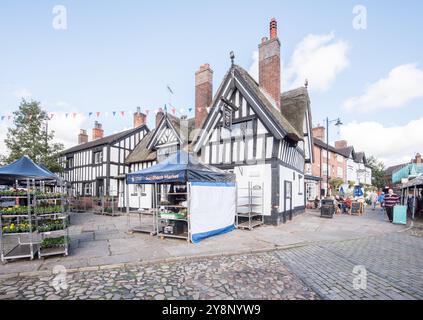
<box><xmin>321</xmin><ymin>199</ymin><xmax>335</xmax><ymax>218</ymax></box>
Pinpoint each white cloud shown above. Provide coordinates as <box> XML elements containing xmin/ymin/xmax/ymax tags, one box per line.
<box><xmin>249</xmin><ymin>32</ymin><xmax>349</xmax><ymax>92</ymax></box>
<box><xmin>343</xmin><ymin>64</ymin><xmax>423</xmax><ymax>113</ymax></box>
<box><xmin>12</xmin><ymin>88</ymin><xmax>32</xmax><ymax>99</ymax></box>
<box><xmin>49</xmin><ymin>113</ymin><xmax>87</xmax><ymax>149</ymax></box>
<box><xmin>340</xmin><ymin>118</ymin><xmax>423</xmax><ymax>167</ymax></box>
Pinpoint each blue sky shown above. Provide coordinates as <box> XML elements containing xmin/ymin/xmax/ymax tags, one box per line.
<box><xmin>1</xmin><ymin>0</ymin><xmax>423</xmax><ymax>166</ymax></box>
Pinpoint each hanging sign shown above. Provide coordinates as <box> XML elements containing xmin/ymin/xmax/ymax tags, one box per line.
<box><xmin>223</xmin><ymin>103</ymin><xmax>232</xmax><ymax>130</ymax></box>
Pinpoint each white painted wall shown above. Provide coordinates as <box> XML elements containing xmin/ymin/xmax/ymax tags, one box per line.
<box><xmin>234</xmin><ymin>164</ymin><xmax>272</xmax><ymax>216</ymax></box>
<box><xmin>279</xmin><ymin>166</ymin><xmax>305</xmax><ymax>211</ymax></box>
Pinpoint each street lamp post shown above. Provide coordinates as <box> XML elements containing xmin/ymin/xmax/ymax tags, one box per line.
<box><xmin>325</xmin><ymin>117</ymin><xmax>343</xmax><ymax>198</ymax></box>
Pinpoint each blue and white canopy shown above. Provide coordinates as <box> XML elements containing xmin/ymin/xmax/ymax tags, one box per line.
<box><xmin>0</xmin><ymin>156</ymin><xmax>58</xmax><ymax>182</ymax></box>
<box><xmin>126</xmin><ymin>150</ymin><xmax>235</xmax><ymax>185</ymax></box>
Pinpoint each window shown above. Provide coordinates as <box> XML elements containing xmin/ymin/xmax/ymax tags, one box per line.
<box><xmin>157</xmin><ymin>145</ymin><xmax>179</xmax><ymax>162</ymax></box>
<box><xmin>66</xmin><ymin>157</ymin><xmax>74</xmax><ymax>169</ymax></box>
<box><xmin>230</xmin><ymin>120</ymin><xmax>253</xmax><ymax>138</ymax></box>
<box><xmin>94</xmin><ymin>151</ymin><xmax>103</xmax><ymax>164</ymax></box>
<box><xmin>337</xmin><ymin>167</ymin><xmax>344</xmax><ymax>178</ymax></box>
<box><xmin>83</xmin><ymin>183</ymin><xmax>92</xmax><ymax>196</ymax></box>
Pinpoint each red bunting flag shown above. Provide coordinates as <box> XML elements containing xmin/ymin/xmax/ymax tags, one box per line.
<box><xmin>171</xmin><ymin>107</ymin><xmax>176</xmax><ymax>114</ymax></box>
<box><xmin>73</xmin><ymin>112</ymin><xmax>77</xmax><ymax>118</ymax></box>
<box><xmin>96</xmin><ymin>112</ymin><xmax>101</xmax><ymax>117</ymax></box>
<box><xmin>120</xmin><ymin>111</ymin><xmax>125</xmax><ymax>117</ymax></box>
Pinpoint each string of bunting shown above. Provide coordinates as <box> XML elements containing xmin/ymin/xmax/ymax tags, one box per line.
<box><xmin>0</xmin><ymin>106</ymin><xmax>196</xmax><ymax>122</ymax></box>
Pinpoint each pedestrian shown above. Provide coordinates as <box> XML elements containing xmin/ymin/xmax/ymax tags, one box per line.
<box><xmin>370</xmin><ymin>191</ymin><xmax>378</xmax><ymax>211</ymax></box>
<box><xmin>384</xmin><ymin>189</ymin><xmax>400</xmax><ymax>223</ymax></box>
<box><xmin>378</xmin><ymin>192</ymin><xmax>385</xmax><ymax>212</ymax></box>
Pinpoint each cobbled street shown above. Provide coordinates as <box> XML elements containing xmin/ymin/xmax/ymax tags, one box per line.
<box><xmin>1</xmin><ymin>229</ymin><xmax>422</xmax><ymax>300</ymax></box>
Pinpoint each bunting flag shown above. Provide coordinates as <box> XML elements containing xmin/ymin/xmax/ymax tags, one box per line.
<box><xmin>49</xmin><ymin>113</ymin><xmax>55</xmax><ymax>120</ymax></box>
<box><xmin>65</xmin><ymin>113</ymin><xmax>69</xmax><ymax>118</ymax></box>
<box><xmin>96</xmin><ymin>112</ymin><xmax>101</xmax><ymax>117</ymax></box>
<box><xmin>89</xmin><ymin>112</ymin><xmax>93</xmax><ymax>117</ymax></box>
<box><xmin>73</xmin><ymin>112</ymin><xmax>77</xmax><ymax>118</ymax></box>
<box><xmin>113</xmin><ymin>111</ymin><xmax>117</xmax><ymax>117</ymax></box>
<box><xmin>188</xmin><ymin>108</ymin><xmax>193</xmax><ymax>113</ymax></box>
<box><xmin>171</xmin><ymin>107</ymin><xmax>176</xmax><ymax>115</ymax></box>
<box><xmin>1</xmin><ymin>116</ymin><xmax>4</xmax><ymax>121</ymax></box>
<box><xmin>145</xmin><ymin>109</ymin><xmax>150</xmax><ymax>115</ymax></box>
<box><xmin>120</xmin><ymin>111</ymin><xmax>125</xmax><ymax>117</ymax></box>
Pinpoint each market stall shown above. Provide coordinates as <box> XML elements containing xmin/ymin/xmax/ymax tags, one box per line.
<box><xmin>126</xmin><ymin>151</ymin><xmax>236</xmax><ymax>243</ymax></box>
<box><xmin>0</xmin><ymin>156</ymin><xmax>69</xmax><ymax>262</ymax></box>
<box><xmin>401</xmin><ymin>175</ymin><xmax>423</xmax><ymax>220</ymax></box>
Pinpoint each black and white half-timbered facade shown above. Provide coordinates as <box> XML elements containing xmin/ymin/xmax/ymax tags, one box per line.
<box><xmin>192</xmin><ymin>19</ymin><xmax>314</xmax><ymax>225</ymax></box>
<box><xmin>60</xmin><ymin>110</ymin><xmax>149</xmax><ymax>198</ymax></box>
<box><xmin>123</xmin><ymin>112</ymin><xmax>195</xmax><ymax>209</ymax></box>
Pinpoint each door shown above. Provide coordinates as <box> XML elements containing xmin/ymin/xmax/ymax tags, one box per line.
<box><xmin>96</xmin><ymin>179</ymin><xmax>104</xmax><ymax>197</ymax></box>
<box><xmin>284</xmin><ymin>181</ymin><xmax>293</xmax><ymax>222</ymax></box>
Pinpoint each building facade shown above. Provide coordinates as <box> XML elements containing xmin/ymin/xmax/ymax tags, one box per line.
<box><xmin>60</xmin><ymin>108</ymin><xmax>149</xmax><ymax>198</ymax></box>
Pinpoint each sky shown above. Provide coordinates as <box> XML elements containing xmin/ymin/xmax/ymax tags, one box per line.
<box><xmin>1</xmin><ymin>0</ymin><xmax>423</xmax><ymax>167</ymax></box>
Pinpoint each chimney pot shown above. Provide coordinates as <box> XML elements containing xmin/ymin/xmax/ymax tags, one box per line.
<box><xmin>195</xmin><ymin>63</ymin><xmax>213</xmax><ymax>129</ymax></box>
<box><xmin>270</xmin><ymin>18</ymin><xmax>277</xmax><ymax>39</ymax></box>
<box><xmin>259</xmin><ymin>18</ymin><xmax>281</xmax><ymax>108</ymax></box>
<box><xmin>134</xmin><ymin>107</ymin><xmax>146</xmax><ymax>128</ymax></box>
<box><xmin>312</xmin><ymin>126</ymin><xmax>325</xmax><ymax>141</ymax></box>
<box><xmin>335</xmin><ymin>140</ymin><xmax>348</xmax><ymax>149</ymax></box>
<box><xmin>416</xmin><ymin>153</ymin><xmax>422</xmax><ymax>164</ymax></box>
<box><xmin>156</xmin><ymin>111</ymin><xmax>164</xmax><ymax>128</ymax></box>
<box><xmin>78</xmin><ymin>129</ymin><xmax>88</xmax><ymax>144</ymax></box>
<box><xmin>92</xmin><ymin>122</ymin><xmax>104</xmax><ymax>140</ymax></box>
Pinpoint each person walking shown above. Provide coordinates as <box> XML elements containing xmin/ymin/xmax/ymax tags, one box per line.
<box><xmin>378</xmin><ymin>192</ymin><xmax>385</xmax><ymax>212</ymax></box>
<box><xmin>384</xmin><ymin>189</ymin><xmax>400</xmax><ymax>223</ymax></box>
<box><xmin>370</xmin><ymin>191</ymin><xmax>378</xmax><ymax>211</ymax></box>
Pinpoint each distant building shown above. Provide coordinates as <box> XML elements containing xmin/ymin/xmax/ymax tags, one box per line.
<box><xmin>388</xmin><ymin>153</ymin><xmax>423</xmax><ymax>190</ymax></box>
<box><xmin>306</xmin><ymin>125</ymin><xmax>372</xmax><ymax>200</ymax></box>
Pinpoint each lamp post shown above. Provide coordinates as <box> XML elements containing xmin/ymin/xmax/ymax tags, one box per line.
<box><xmin>326</xmin><ymin>117</ymin><xmax>343</xmax><ymax>197</ymax></box>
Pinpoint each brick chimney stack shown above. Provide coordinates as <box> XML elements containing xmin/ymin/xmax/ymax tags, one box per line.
<box><xmin>335</xmin><ymin>140</ymin><xmax>348</xmax><ymax>149</ymax></box>
<box><xmin>259</xmin><ymin>18</ymin><xmax>281</xmax><ymax>108</ymax></box>
<box><xmin>416</xmin><ymin>153</ymin><xmax>422</xmax><ymax>164</ymax></box>
<box><xmin>312</xmin><ymin>125</ymin><xmax>325</xmax><ymax>141</ymax></box>
<box><xmin>156</xmin><ymin>110</ymin><xmax>164</xmax><ymax>128</ymax></box>
<box><xmin>92</xmin><ymin>121</ymin><xmax>104</xmax><ymax>140</ymax></box>
<box><xmin>133</xmin><ymin>107</ymin><xmax>146</xmax><ymax>128</ymax></box>
<box><xmin>195</xmin><ymin>63</ymin><xmax>213</xmax><ymax>129</ymax></box>
<box><xmin>78</xmin><ymin>129</ymin><xmax>88</xmax><ymax>144</ymax></box>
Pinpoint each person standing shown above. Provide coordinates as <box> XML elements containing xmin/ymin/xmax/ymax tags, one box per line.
<box><xmin>378</xmin><ymin>192</ymin><xmax>385</xmax><ymax>212</ymax></box>
<box><xmin>384</xmin><ymin>189</ymin><xmax>400</xmax><ymax>223</ymax></box>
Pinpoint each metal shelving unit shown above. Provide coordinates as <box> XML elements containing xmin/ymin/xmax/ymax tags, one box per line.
<box><xmin>155</xmin><ymin>184</ymin><xmax>190</xmax><ymax>242</ymax></box>
<box><xmin>236</xmin><ymin>182</ymin><xmax>264</xmax><ymax>230</ymax></box>
<box><xmin>0</xmin><ymin>179</ymin><xmax>37</xmax><ymax>263</ymax></box>
<box><xmin>127</xmin><ymin>209</ymin><xmax>158</xmax><ymax>235</ymax></box>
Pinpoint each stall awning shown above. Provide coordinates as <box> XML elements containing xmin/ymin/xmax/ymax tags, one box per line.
<box><xmin>0</xmin><ymin>156</ymin><xmax>59</xmax><ymax>182</ymax></box>
<box><xmin>126</xmin><ymin>151</ymin><xmax>235</xmax><ymax>184</ymax></box>
<box><xmin>401</xmin><ymin>175</ymin><xmax>423</xmax><ymax>189</ymax></box>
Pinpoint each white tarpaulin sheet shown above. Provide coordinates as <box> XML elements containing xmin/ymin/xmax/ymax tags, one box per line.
<box><xmin>190</xmin><ymin>182</ymin><xmax>236</xmax><ymax>243</ymax></box>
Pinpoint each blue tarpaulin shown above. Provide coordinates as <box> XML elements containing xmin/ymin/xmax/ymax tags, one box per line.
<box><xmin>126</xmin><ymin>150</ymin><xmax>235</xmax><ymax>184</ymax></box>
<box><xmin>0</xmin><ymin>156</ymin><xmax>58</xmax><ymax>182</ymax></box>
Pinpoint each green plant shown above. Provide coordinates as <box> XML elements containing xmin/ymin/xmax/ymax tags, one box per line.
<box><xmin>37</xmin><ymin>219</ymin><xmax>68</xmax><ymax>232</ymax></box>
<box><xmin>41</xmin><ymin>236</ymin><xmax>69</xmax><ymax>248</ymax></box>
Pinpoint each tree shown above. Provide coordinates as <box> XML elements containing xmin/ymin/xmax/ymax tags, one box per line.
<box><xmin>367</xmin><ymin>156</ymin><xmax>385</xmax><ymax>189</ymax></box>
<box><xmin>329</xmin><ymin>177</ymin><xmax>344</xmax><ymax>194</ymax></box>
<box><xmin>4</xmin><ymin>99</ymin><xmax>64</xmax><ymax>172</ymax></box>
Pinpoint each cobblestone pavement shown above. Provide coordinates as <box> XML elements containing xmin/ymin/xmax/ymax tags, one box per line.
<box><xmin>0</xmin><ymin>252</ymin><xmax>318</xmax><ymax>300</ymax></box>
<box><xmin>276</xmin><ymin>231</ymin><xmax>423</xmax><ymax>300</ymax></box>
<box><xmin>1</xmin><ymin>229</ymin><xmax>421</xmax><ymax>300</ymax></box>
